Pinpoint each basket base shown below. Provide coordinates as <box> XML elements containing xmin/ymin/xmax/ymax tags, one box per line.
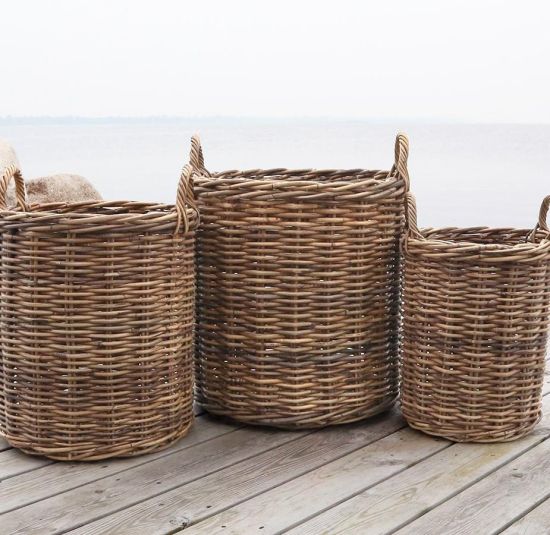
<box><xmin>0</xmin><ymin>418</ymin><xmax>194</xmax><ymax>461</ymax></box>
<box><xmin>403</xmin><ymin>412</ymin><xmax>542</xmax><ymax>443</ymax></box>
<box><xmin>199</xmin><ymin>396</ymin><xmax>398</xmax><ymax>429</ymax></box>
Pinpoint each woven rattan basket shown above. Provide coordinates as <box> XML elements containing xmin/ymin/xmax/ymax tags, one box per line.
<box><xmin>0</xmin><ymin>163</ymin><xmax>199</xmax><ymax>460</ymax></box>
<box><xmin>191</xmin><ymin>133</ymin><xmax>410</xmax><ymax>428</ymax></box>
<box><xmin>401</xmin><ymin>193</ymin><xmax>550</xmax><ymax>443</ymax></box>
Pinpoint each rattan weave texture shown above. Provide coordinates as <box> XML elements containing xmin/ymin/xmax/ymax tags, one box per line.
<box><xmin>0</xmin><ymin>163</ymin><xmax>199</xmax><ymax>460</ymax></box>
<box><xmin>192</xmin><ymin>134</ymin><xmax>410</xmax><ymax>428</ymax></box>
<box><xmin>400</xmin><ymin>193</ymin><xmax>550</xmax><ymax>442</ymax></box>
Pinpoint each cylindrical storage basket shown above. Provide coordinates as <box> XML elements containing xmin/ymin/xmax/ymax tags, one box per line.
<box><xmin>401</xmin><ymin>193</ymin><xmax>550</xmax><ymax>442</ymax></box>
<box><xmin>192</xmin><ymin>134</ymin><xmax>410</xmax><ymax>428</ymax></box>
<box><xmin>0</xmin><ymin>163</ymin><xmax>199</xmax><ymax>460</ymax></box>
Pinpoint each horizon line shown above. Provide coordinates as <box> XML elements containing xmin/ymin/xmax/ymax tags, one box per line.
<box><xmin>0</xmin><ymin>115</ymin><xmax>548</xmax><ymax>126</ymax></box>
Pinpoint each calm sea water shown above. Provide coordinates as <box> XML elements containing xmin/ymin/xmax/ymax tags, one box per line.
<box><xmin>0</xmin><ymin>118</ymin><xmax>548</xmax><ymax>229</ymax></box>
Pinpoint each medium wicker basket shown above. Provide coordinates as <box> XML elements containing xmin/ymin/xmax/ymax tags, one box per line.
<box><xmin>401</xmin><ymin>193</ymin><xmax>550</xmax><ymax>442</ymax></box>
<box><xmin>0</xmin><ymin>163</ymin><xmax>199</xmax><ymax>460</ymax></box>
<box><xmin>191</xmin><ymin>134</ymin><xmax>410</xmax><ymax>428</ymax></box>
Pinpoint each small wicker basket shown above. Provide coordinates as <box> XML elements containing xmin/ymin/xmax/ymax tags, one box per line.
<box><xmin>401</xmin><ymin>193</ymin><xmax>550</xmax><ymax>442</ymax></box>
<box><xmin>191</xmin><ymin>133</ymin><xmax>410</xmax><ymax>428</ymax></box>
<box><xmin>0</xmin><ymin>163</ymin><xmax>199</xmax><ymax>460</ymax></box>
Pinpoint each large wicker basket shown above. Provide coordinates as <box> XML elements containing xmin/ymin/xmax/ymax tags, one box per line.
<box><xmin>401</xmin><ymin>193</ymin><xmax>550</xmax><ymax>442</ymax></box>
<box><xmin>191</xmin><ymin>134</ymin><xmax>410</xmax><ymax>428</ymax></box>
<box><xmin>0</xmin><ymin>163</ymin><xmax>199</xmax><ymax>460</ymax></box>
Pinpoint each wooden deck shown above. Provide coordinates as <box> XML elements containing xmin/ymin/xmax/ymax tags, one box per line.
<box><xmin>2</xmin><ymin>369</ymin><xmax>550</xmax><ymax>535</ymax></box>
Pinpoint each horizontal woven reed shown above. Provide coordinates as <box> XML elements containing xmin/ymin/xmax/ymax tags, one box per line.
<box><xmin>192</xmin><ymin>134</ymin><xmax>410</xmax><ymax>428</ymax></box>
<box><xmin>0</xmin><ymin>163</ymin><xmax>199</xmax><ymax>460</ymax></box>
<box><xmin>400</xmin><ymin>193</ymin><xmax>550</xmax><ymax>442</ymax></box>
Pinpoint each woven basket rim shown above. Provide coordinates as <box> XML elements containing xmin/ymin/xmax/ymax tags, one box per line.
<box><xmin>0</xmin><ymin>200</ymin><xmax>199</xmax><ymax>232</ymax></box>
<box><xmin>0</xmin><ymin>164</ymin><xmax>199</xmax><ymax>233</ymax></box>
<box><xmin>406</xmin><ymin>226</ymin><xmax>550</xmax><ymax>261</ymax></box>
<box><xmin>197</xmin><ymin>167</ymin><xmax>398</xmax><ymax>184</ymax></box>
<box><xmin>194</xmin><ymin>169</ymin><xmax>405</xmax><ymax>202</ymax></box>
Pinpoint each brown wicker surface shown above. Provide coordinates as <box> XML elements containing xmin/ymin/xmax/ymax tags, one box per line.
<box><xmin>192</xmin><ymin>134</ymin><xmax>410</xmax><ymax>428</ymax></box>
<box><xmin>0</xmin><ymin>163</ymin><xmax>199</xmax><ymax>460</ymax></box>
<box><xmin>401</xmin><ymin>193</ymin><xmax>550</xmax><ymax>442</ymax></box>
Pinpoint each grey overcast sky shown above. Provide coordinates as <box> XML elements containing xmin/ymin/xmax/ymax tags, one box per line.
<box><xmin>2</xmin><ymin>0</ymin><xmax>549</xmax><ymax>121</ymax></box>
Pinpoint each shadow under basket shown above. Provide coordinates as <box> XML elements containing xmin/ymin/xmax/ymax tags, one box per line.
<box><xmin>0</xmin><ymin>163</ymin><xmax>199</xmax><ymax>460</ymax></box>
<box><xmin>189</xmin><ymin>133</ymin><xmax>410</xmax><ymax>428</ymax></box>
<box><xmin>400</xmin><ymin>193</ymin><xmax>550</xmax><ymax>443</ymax></box>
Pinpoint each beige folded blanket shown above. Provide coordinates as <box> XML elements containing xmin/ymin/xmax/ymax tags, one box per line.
<box><xmin>8</xmin><ymin>173</ymin><xmax>102</xmax><ymax>207</ymax></box>
<box><xmin>0</xmin><ymin>139</ymin><xmax>102</xmax><ymax>208</ymax></box>
<box><xmin>0</xmin><ymin>139</ymin><xmax>20</xmax><ymax>170</ymax></box>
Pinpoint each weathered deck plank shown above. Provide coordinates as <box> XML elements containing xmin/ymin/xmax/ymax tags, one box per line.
<box><xmin>0</xmin><ymin>449</ymin><xmax>52</xmax><ymax>480</ymax></box>
<box><xmin>0</xmin><ymin>366</ymin><xmax>548</xmax><ymax>535</ymax></box>
<box><xmin>0</xmin><ymin>426</ymin><xmax>307</xmax><ymax>534</ymax></box>
<box><xmin>66</xmin><ymin>409</ymin><xmax>406</xmax><ymax>535</ymax></box>
<box><xmin>285</xmin><ymin>394</ymin><xmax>550</xmax><ymax>535</ymax></box>
<box><xmin>501</xmin><ymin>497</ymin><xmax>550</xmax><ymax>535</ymax></box>
<box><xmin>394</xmin><ymin>438</ymin><xmax>550</xmax><ymax>534</ymax></box>
<box><xmin>182</xmin><ymin>427</ymin><xmax>448</xmax><ymax>534</ymax></box>
<box><xmin>0</xmin><ymin>415</ymin><xmax>238</xmax><ymax>514</ymax></box>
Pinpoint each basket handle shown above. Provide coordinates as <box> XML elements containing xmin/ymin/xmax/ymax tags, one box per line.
<box><xmin>175</xmin><ymin>163</ymin><xmax>199</xmax><ymax>234</ymax></box>
<box><xmin>0</xmin><ymin>164</ymin><xmax>28</xmax><ymax>211</ymax></box>
<box><xmin>189</xmin><ymin>134</ymin><xmax>211</xmax><ymax>177</ymax></box>
<box><xmin>404</xmin><ymin>192</ymin><xmax>423</xmax><ymax>240</ymax></box>
<box><xmin>537</xmin><ymin>195</ymin><xmax>550</xmax><ymax>232</ymax></box>
<box><xmin>175</xmin><ymin>134</ymin><xmax>211</xmax><ymax>233</ymax></box>
<box><xmin>392</xmin><ymin>132</ymin><xmax>410</xmax><ymax>190</ymax></box>
<box><xmin>528</xmin><ymin>195</ymin><xmax>550</xmax><ymax>241</ymax></box>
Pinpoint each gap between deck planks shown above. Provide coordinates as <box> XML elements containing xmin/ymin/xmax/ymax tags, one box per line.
<box><xmin>78</xmin><ymin>374</ymin><xmax>550</xmax><ymax>535</ymax></box>
<box><xmin>2</xmin><ymin>408</ymin><xmax>406</xmax><ymax>535</ymax></box>
<box><xmin>174</xmin><ymin>392</ymin><xmax>550</xmax><ymax>535</ymax></box>
<box><xmin>0</xmin><ymin>422</ymin><xmax>313</xmax><ymax>534</ymax></box>
<box><xmin>392</xmin><ymin>437</ymin><xmax>550</xmax><ymax>535</ymax></box>
<box><xmin>57</xmin><ymin>380</ymin><xmax>550</xmax><ymax>535</ymax></box>
<box><xmin>282</xmin><ymin>393</ymin><xmax>550</xmax><ymax>535</ymax></box>
<box><xmin>0</xmin><ymin>414</ymin><xmax>239</xmax><ymax>513</ymax></box>
<box><xmin>2</xmin><ymin>371</ymin><xmax>549</xmax><ymax>535</ymax></box>
<box><xmin>0</xmin><ymin>447</ymin><xmax>53</xmax><ymax>480</ymax></box>
<box><xmin>501</xmin><ymin>495</ymin><xmax>550</xmax><ymax>535</ymax></box>
<box><xmin>66</xmin><ymin>408</ymin><xmax>408</xmax><ymax>535</ymax></box>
